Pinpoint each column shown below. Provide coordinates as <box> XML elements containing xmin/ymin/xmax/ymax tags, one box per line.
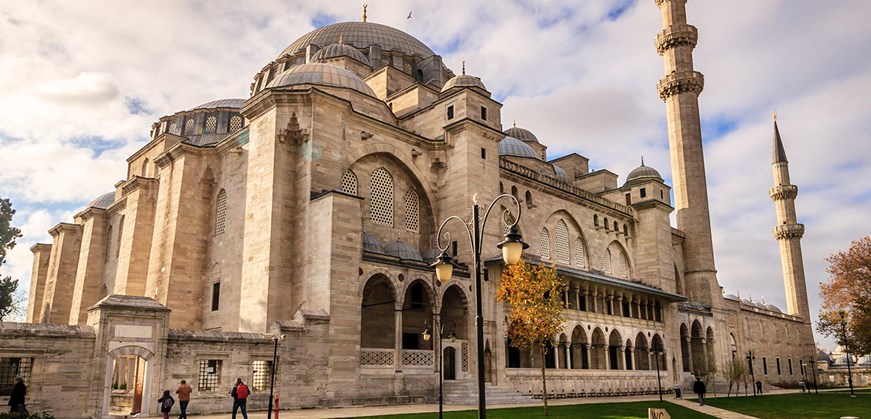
<box><xmin>700</xmin><ymin>337</ymin><xmax>709</xmax><ymax>374</ymax></box>
<box><xmin>395</xmin><ymin>304</ymin><xmax>403</xmax><ymax>372</ymax></box>
<box><xmin>684</xmin><ymin>336</ymin><xmax>694</xmax><ymax>373</ymax></box>
<box><xmin>630</xmin><ymin>347</ymin><xmax>636</xmax><ymax>370</ymax></box>
<box><xmin>592</xmin><ymin>290</ymin><xmax>599</xmax><ymax>313</ymax></box>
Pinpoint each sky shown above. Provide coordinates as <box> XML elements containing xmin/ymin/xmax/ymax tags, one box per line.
<box><xmin>1</xmin><ymin>0</ymin><xmax>869</xmax><ymax>351</ymax></box>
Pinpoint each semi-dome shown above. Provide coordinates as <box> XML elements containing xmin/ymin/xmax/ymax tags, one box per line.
<box><xmin>625</xmin><ymin>163</ymin><xmax>662</xmax><ymax>183</ymax></box>
<box><xmin>362</xmin><ymin>232</ymin><xmax>385</xmax><ymax>254</ymax></box>
<box><xmin>384</xmin><ymin>240</ymin><xmax>423</xmax><ymax>261</ymax></box>
<box><xmin>499</xmin><ymin>136</ymin><xmax>540</xmax><ymax>160</ymax></box>
<box><xmin>280</xmin><ymin>21</ymin><xmax>435</xmax><ymax>60</ymax></box>
<box><xmin>310</xmin><ymin>43</ymin><xmax>370</xmax><ymax>65</ymax></box>
<box><xmin>421</xmin><ymin>248</ymin><xmax>440</xmax><ymax>264</ymax></box>
<box><xmin>88</xmin><ymin>192</ymin><xmax>115</xmax><ymax>209</ymax></box>
<box><xmin>441</xmin><ymin>74</ymin><xmax>487</xmax><ymax>93</ymax></box>
<box><xmin>553</xmin><ymin>165</ymin><xmax>570</xmax><ymax>183</ymax></box>
<box><xmin>266</xmin><ymin>63</ymin><xmax>376</xmax><ymax>97</ymax></box>
<box><xmin>190</xmin><ymin>98</ymin><xmax>246</xmax><ymax>110</ymax></box>
<box><xmin>504</xmin><ymin>126</ymin><xmax>539</xmax><ymax>143</ymax></box>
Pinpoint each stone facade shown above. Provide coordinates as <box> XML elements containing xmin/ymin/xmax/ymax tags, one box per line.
<box><xmin>1</xmin><ymin>2</ymin><xmax>816</xmax><ymax>417</ymax></box>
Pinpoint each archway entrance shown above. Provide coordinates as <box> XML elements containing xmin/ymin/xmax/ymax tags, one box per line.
<box><xmin>109</xmin><ymin>355</ymin><xmax>146</xmax><ymax>415</ymax></box>
<box><xmin>444</xmin><ymin>347</ymin><xmax>457</xmax><ymax>380</ymax></box>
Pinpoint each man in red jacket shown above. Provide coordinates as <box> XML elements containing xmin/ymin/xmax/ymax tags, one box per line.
<box><xmin>175</xmin><ymin>379</ymin><xmax>192</xmax><ymax>419</ymax></box>
<box><xmin>230</xmin><ymin>377</ymin><xmax>250</xmax><ymax>419</ymax></box>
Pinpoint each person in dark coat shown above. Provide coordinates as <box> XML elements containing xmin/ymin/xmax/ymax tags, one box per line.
<box><xmin>692</xmin><ymin>376</ymin><xmax>707</xmax><ymax>406</ymax></box>
<box><xmin>8</xmin><ymin>377</ymin><xmax>26</xmax><ymax>414</ymax></box>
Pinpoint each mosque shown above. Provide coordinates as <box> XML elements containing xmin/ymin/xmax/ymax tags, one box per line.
<box><xmin>0</xmin><ymin>1</ymin><xmax>816</xmax><ymax>417</ymax></box>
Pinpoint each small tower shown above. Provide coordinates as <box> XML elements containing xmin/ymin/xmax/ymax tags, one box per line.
<box><xmin>654</xmin><ymin>0</ymin><xmax>719</xmax><ymax>305</ymax></box>
<box><xmin>769</xmin><ymin>118</ymin><xmax>811</xmax><ymax>321</ymax></box>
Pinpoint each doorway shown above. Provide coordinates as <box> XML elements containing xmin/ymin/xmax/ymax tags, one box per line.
<box><xmin>444</xmin><ymin>347</ymin><xmax>457</xmax><ymax>380</ymax></box>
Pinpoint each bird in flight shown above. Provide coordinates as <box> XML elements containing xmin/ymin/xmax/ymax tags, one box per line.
<box><xmin>407</xmin><ymin>11</ymin><xmax>413</xmax><ymax>19</ymax></box>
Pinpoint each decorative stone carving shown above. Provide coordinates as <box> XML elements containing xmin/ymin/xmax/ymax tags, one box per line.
<box><xmin>657</xmin><ymin>71</ymin><xmax>705</xmax><ymax>100</ymax></box>
<box><xmin>772</xmin><ymin>224</ymin><xmax>805</xmax><ymax>240</ymax></box>
<box><xmin>769</xmin><ymin>185</ymin><xmax>798</xmax><ymax>201</ymax></box>
<box><xmin>655</xmin><ymin>24</ymin><xmax>698</xmax><ymax>55</ymax></box>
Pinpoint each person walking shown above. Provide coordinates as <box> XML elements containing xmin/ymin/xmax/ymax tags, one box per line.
<box><xmin>8</xmin><ymin>377</ymin><xmax>27</xmax><ymax>414</ymax></box>
<box><xmin>230</xmin><ymin>377</ymin><xmax>250</xmax><ymax>419</ymax></box>
<box><xmin>755</xmin><ymin>380</ymin><xmax>763</xmax><ymax>394</ymax></box>
<box><xmin>157</xmin><ymin>390</ymin><xmax>175</xmax><ymax>419</ymax></box>
<box><xmin>693</xmin><ymin>376</ymin><xmax>707</xmax><ymax>406</ymax></box>
<box><xmin>175</xmin><ymin>379</ymin><xmax>192</xmax><ymax>419</ymax></box>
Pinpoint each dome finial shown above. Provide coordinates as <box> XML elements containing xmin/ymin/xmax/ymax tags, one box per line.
<box><xmin>773</xmin><ymin>109</ymin><xmax>777</xmax><ymax>121</ymax></box>
<box><xmin>641</xmin><ymin>156</ymin><xmax>645</xmax><ymax>166</ymax></box>
<box><xmin>513</xmin><ymin>120</ymin><xmax>516</xmax><ymax>128</ymax></box>
<box><xmin>339</xmin><ymin>34</ymin><xmax>343</xmax><ymax>45</ymax></box>
<box><xmin>462</xmin><ymin>61</ymin><xmax>466</xmax><ymax>75</ymax></box>
<box><xmin>362</xmin><ymin>4</ymin><xmax>368</xmax><ymax>22</ymax></box>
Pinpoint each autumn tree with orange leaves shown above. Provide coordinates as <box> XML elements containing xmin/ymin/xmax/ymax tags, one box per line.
<box><xmin>817</xmin><ymin>236</ymin><xmax>871</xmax><ymax>354</ymax></box>
<box><xmin>496</xmin><ymin>261</ymin><xmax>565</xmax><ymax>416</ymax></box>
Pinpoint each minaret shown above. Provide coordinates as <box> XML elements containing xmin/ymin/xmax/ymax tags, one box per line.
<box><xmin>769</xmin><ymin>117</ymin><xmax>810</xmax><ymax>321</ymax></box>
<box><xmin>654</xmin><ymin>0</ymin><xmax>719</xmax><ymax>304</ymax></box>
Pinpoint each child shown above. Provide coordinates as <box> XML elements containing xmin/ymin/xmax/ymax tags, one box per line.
<box><xmin>157</xmin><ymin>389</ymin><xmax>175</xmax><ymax>419</ymax></box>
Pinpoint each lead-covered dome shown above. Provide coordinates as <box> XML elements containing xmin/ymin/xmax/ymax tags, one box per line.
<box><xmin>88</xmin><ymin>192</ymin><xmax>115</xmax><ymax>209</ymax></box>
<box><xmin>499</xmin><ymin>136</ymin><xmax>540</xmax><ymax>160</ymax></box>
<box><xmin>504</xmin><ymin>126</ymin><xmax>539</xmax><ymax>144</ymax></box>
<box><xmin>441</xmin><ymin>74</ymin><xmax>487</xmax><ymax>93</ymax></box>
<box><xmin>266</xmin><ymin>63</ymin><xmax>376</xmax><ymax>97</ymax></box>
<box><xmin>281</xmin><ymin>22</ymin><xmax>435</xmax><ymax>60</ymax></box>
<box><xmin>310</xmin><ymin>43</ymin><xmax>370</xmax><ymax>65</ymax></box>
<box><xmin>384</xmin><ymin>240</ymin><xmax>423</xmax><ymax>261</ymax></box>
<box><xmin>190</xmin><ymin>98</ymin><xmax>246</xmax><ymax>110</ymax></box>
<box><xmin>625</xmin><ymin>163</ymin><xmax>662</xmax><ymax>183</ymax></box>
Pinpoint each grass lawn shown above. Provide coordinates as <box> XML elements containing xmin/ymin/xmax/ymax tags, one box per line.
<box><xmin>352</xmin><ymin>401</ymin><xmax>716</xmax><ymax>419</ymax></box>
<box><xmin>704</xmin><ymin>391</ymin><xmax>871</xmax><ymax>419</ymax></box>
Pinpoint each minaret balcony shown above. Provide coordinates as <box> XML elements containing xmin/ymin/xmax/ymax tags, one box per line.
<box><xmin>657</xmin><ymin>71</ymin><xmax>704</xmax><ymax>100</ymax></box>
<box><xmin>772</xmin><ymin>223</ymin><xmax>805</xmax><ymax>240</ymax></box>
<box><xmin>655</xmin><ymin>24</ymin><xmax>698</xmax><ymax>55</ymax></box>
<box><xmin>769</xmin><ymin>184</ymin><xmax>798</xmax><ymax>200</ymax></box>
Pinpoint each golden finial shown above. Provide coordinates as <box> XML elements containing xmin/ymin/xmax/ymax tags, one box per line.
<box><xmin>513</xmin><ymin>120</ymin><xmax>516</xmax><ymax>128</ymax></box>
<box><xmin>362</xmin><ymin>4</ymin><xmax>367</xmax><ymax>22</ymax></box>
<box><xmin>339</xmin><ymin>34</ymin><xmax>343</xmax><ymax>45</ymax></box>
<box><xmin>773</xmin><ymin>109</ymin><xmax>777</xmax><ymax>121</ymax></box>
<box><xmin>462</xmin><ymin>61</ymin><xmax>466</xmax><ymax>75</ymax></box>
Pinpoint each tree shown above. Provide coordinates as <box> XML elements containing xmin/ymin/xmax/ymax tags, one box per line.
<box><xmin>722</xmin><ymin>359</ymin><xmax>749</xmax><ymax>397</ymax></box>
<box><xmin>496</xmin><ymin>261</ymin><xmax>565</xmax><ymax>416</ymax></box>
<box><xmin>817</xmin><ymin>236</ymin><xmax>871</xmax><ymax>354</ymax></box>
<box><xmin>0</xmin><ymin>197</ymin><xmax>23</xmax><ymax>321</ymax></box>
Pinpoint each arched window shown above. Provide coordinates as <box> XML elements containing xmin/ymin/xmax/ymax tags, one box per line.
<box><xmin>604</xmin><ymin>217</ymin><xmax>609</xmax><ymax>230</ymax></box>
<box><xmin>370</xmin><ymin>167</ymin><xmax>394</xmax><ymax>226</ymax></box>
<box><xmin>229</xmin><ymin>115</ymin><xmax>243</xmax><ymax>133</ymax></box>
<box><xmin>616</xmin><ymin>250</ymin><xmax>628</xmax><ymax>278</ymax></box>
<box><xmin>603</xmin><ymin>249</ymin><xmax>612</xmax><ymax>275</ymax></box>
<box><xmin>205</xmin><ymin>116</ymin><xmax>217</xmax><ymax>133</ymax></box>
<box><xmin>574</xmin><ymin>237</ymin><xmax>587</xmax><ymax>269</ymax></box>
<box><xmin>184</xmin><ymin>118</ymin><xmax>196</xmax><ymax>135</ymax></box>
<box><xmin>593</xmin><ymin>214</ymin><xmax>599</xmax><ymax>227</ymax></box>
<box><xmin>141</xmin><ymin>158</ymin><xmax>149</xmax><ymax>177</ymax></box>
<box><xmin>116</xmin><ymin>215</ymin><xmax>124</xmax><ymax>258</ymax></box>
<box><xmin>623</xmin><ymin>224</ymin><xmax>629</xmax><ymax>236</ymax></box>
<box><xmin>525</xmin><ymin>191</ymin><xmax>533</xmax><ymax>208</ymax></box>
<box><xmin>168</xmin><ymin>122</ymin><xmax>178</xmax><ymax>134</ymax></box>
<box><xmin>216</xmin><ymin>189</ymin><xmax>228</xmax><ymax>235</ymax></box>
<box><xmin>105</xmin><ymin>225</ymin><xmax>113</xmax><ymax>262</ymax></box>
<box><xmin>554</xmin><ymin>220</ymin><xmax>570</xmax><ymax>264</ymax></box>
<box><xmin>340</xmin><ymin>170</ymin><xmax>358</xmax><ymax>195</ymax></box>
<box><xmin>540</xmin><ymin>227</ymin><xmax>550</xmax><ymax>259</ymax></box>
<box><xmin>404</xmin><ymin>190</ymin><xmax>419</xmax><ymax>232</ymax></box>
<box><xmin>613</xmin><ymin>221</ymin><xmax>618</xmax><ymax>231</ymax></box>
<box><xmin>511</xmin><ymin>186</ymin><xmax>518</xmax><ymax>199</ymax></box>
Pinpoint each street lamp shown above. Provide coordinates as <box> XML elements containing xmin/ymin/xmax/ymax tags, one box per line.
<box><xmin>423</xmin><ymin>319</ymin><xmax>457</xmax><ymax>419</ymax></box>
<box><xmin>809</xmin><ymin>356</ymin><xmax>818</xmax><ymax>394</ymax></box>
<box><xmin>746</xmin><ymin>351</ymin><xmax>757</xmax><ymax>397</ymax></box>
<box><xmin>838</xmin><ymin>310</ymin><xmax>856</xmax><ymax>397</ymax></box>
<box><xmin>430</xmin><ymin>193</ymin><xmax>528</xmax><ymax>419</ymax></box>
<box><xmin>651</xmin><ymin>340</ymin><xmax>664</xmax><ymax>402</ymax></box>
<box><xmin>267</xmin><ymin>334</ymin><xmax>285</xmax><ymax>419</ymax></box>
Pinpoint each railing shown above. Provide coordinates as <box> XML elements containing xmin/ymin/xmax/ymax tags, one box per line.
<box><xmin>402</xmin><ymin>349</ymin><xmax>434</xmax><ymax>367</ymax></box>
<box><xmin>506</xmin><ymin>369</ymin><xmax>667</xmax><ymax>398</ymax></box>
<box><xmin>360</xmin><ymin>348</ymin><xmax>395</xmax><ymax>366</ymax></box>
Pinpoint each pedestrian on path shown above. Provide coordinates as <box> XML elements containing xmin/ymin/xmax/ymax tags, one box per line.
<box><xmin>175</xmin><ymin>379</ymin><xmax>192</xmax><ymax>418</ymax></box>
<box><xmin>755</xmin><ymin>380</ymin><xmax>763</xmax><ymax>394</ymax></box>
<box><xmin>230</xmin><ymin>377</ymin><xmax>250</xmax><ymax>419</ymax></box>
<box><xmin>693</xmin><ymin>376</ymin><xmax>707</xmax><ymax>406</ymax></box>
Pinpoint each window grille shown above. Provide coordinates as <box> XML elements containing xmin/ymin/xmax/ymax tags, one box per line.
<box><xmin>184</xmin><ymin>119</ymin><xmax>196</xmax><ymax>135</ymax></box>
<box><xmin>198</xmin><ymin>360</ymin><xmax>222</xmax><ymax>391</ymax></box>
<box><xmin>574</xmin><ymin>237</ymin><xmax>587</xmax><ymax>269</ymax></box>
<box><xmin>616</xmin><ymin>250</ymin><xmax>628</xmax><ymax>278</ymax></box>
<box><xmin>370</xmin><ymin>168</ymin><xmax>394</xmax><ymax>226</ymax></box>
<box><xmin>603</xmin><ymin>249</ymin><xmax>612</xmax><ymax>275</ymax></box>
<box><xmin>404</xmin><ymin>190</ymin><xmax>419</xmax><ymax>232</ymax></box>
<box><xmin>105</xmin><ymin>225</ymin><xmax>113</xmax><ymax>262</ymax></box>
<box><xmin>0</xmin><ymin>357</ymin><xmax>33</xmax><ymax>396</ymax></box>
<box><xmin>539</xmin><ymin>228</ymin><xmax>550</xmax><ymax>259</ymax></box>
<box><xmin>251</xmin><ymin>360</ymin><xmax>272</xmax><ymax>392</ymax></box>
<box><xmin>116</xmin><ymin>215</ymin><xmax>124</xmax><ymax>258</ymax></box>
<box><xmin>229</xmin><ymin>115</ymin><xmax>243</xmax><ymax>133</ymax></box>
<box><xmin>169</xmin><ymin>122</ymin><xmax>177</xmax><ymax>135</ymax></box>
<box><xmin>205</xmin><ymin>116</ymin><xmax>217</xmax><ymax>133</ymax></box>
<box><xmin>554</xmin><ymin>220</ymin><xmax>570</xmax><ymax>264</ymax></box>
<box><xmin>216</xmin><ymin>189</ymin><xmax>227</xmax><ymax>235</ymax></box>
<box><xmin>341</xmin><ymin>170</ymin><xmax>358</xmax><ymax>195</ymax></box>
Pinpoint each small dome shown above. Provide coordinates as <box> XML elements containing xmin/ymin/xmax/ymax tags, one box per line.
<box><xmin>857</xmin><ymin>355</ymin><xmax>871</xmax><ymax>365</ymax></box>
<box><xmin>553</xmin><ymin>165</ymin><xmax>570</xmax><ymax>183</ymax></box>
<box><xmin>441</xmin><ymin>74</ymin><xmax>487</xmax><ymax>93</ymax></box>
<box><xmin>741</xmin><ymin>298</ymin><xmax>753</xmax><ymax>305</ymax></box>
<box><xmin>499</xmin><ymin>136</ymin><xmax>540</xmax><ymax>160</ymax></box>
<box><xmin>724</xmin><ymin>294</ymin><xmax>740</xmax><ymax>301</ymax></box>
<box><xmin>310</xmin><ymin>43</ymin><xmax>370</xmax><ymax>65</ymax></box>
<box><xmin>362</xmin><ymin>232</ymin><xmax>384</xmax><ymax>254</ymax></box>
<box><xmin>625</xmin><ymin>163</ymin><xmax>662</xmax><ymax>184</ymax></box>
<box><xmin>504</xmin><ymin>126</ymin><xmax>539</xmax><ymax>143</ymax></box>
<box><xmin>88</xmin><ymin>192</ymin><xmax>115</xmax><ymax>209</ymax></box>
<box><xmin>266</xmin><ymin>63</ymin><xmax>376</xmax><ymax>97</ymax></box>
<box><xmin>833</xmin><ymin>354</ymin><xmax>854</xmax><ymax>365</ymax></box>
<box><xmin>384</xmin><ymin>240</ymin><xmax>423</xmax><ymax>261</ymax></box>
<box><xmin>754</xmin><ymin>302</ymin><xmax>766</xmax><ymax>309</ymax></box>
<box><xmin>765</xmin><ymin>304</ymin><xmax>782</xmax><ymax>312</ymax></box>
<box><xmin>421</xmin><ymin>248</ymin><xmax>440</xmax><ymax>264</ymax></box>
<box><xmin>190</xmin><ymin>98</ymin><xmax>246</xmax><ymax>110</ymax></box>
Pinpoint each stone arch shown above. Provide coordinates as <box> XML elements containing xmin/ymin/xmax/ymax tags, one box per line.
<box><xmin>652</xmin><ymin>333</ymin><xmax>667</xmax><ymax>371</ymax></box>
<box><xmin>690</xmin><ymin>320</ymin><xmax>706</xmax><ymax>375</ymax></box>
<box><xmin>104</xmin><ymin>345</ymin><xmax>155</xmax><ymax>416</ymax></box>
<box><xmin>570</xmin><ymin>325</ymin><xmax>589</xmax><ymax>369</ymax></box>
<box><xmin>606</xmin><ymin>240</ymin><xmax>631</xmax><ymax>279</ymax></box>
<box><xmin>706</xmin><ymin>326</ymin><xmax>716</xmax><ymax>374</ymax></box>
<box><xmin>401</xmin><ymin>278</ymin><xmax>434</xmax><ymax>350</ymax></box>
<box><xmin>440</xmin><ymin>284</ymin><xmax>470</xmax><ymax>341</ymax></box>
<box><xmin>680</xmin><ymin>322</ymin><xmax>691</xmax><ymax>372</ymax></box>
<box><xmin>608</xmin><ymin>329</ymin><xmax>624</xmax><ymax>369</ymax></box>
<box><xmin>591</xmin><ymin>327</ymin><xmax>607</xmax><ymax>369</ymax></box>
<box><xmin>357</xmin><ymin>268</ymin><xmax>398</xmax><ymax>297</ymax></box>
<box><xmin>558</xmin><ymin>333</ymin><xmax>569</xmax><ymax>369</ymax></box>
<box><xmin>635</xmin><ymin>332</ymin><xmax>650</xmax><ymax>370</ymax></box>
<box><xmin>361</xmin><ymin>273</ymin><xmax>397</xmax><ymax>349</ymax></box>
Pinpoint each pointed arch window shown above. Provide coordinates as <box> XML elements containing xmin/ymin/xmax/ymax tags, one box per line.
<box><xmin>116</xmin><ymin>215</ymin><xmax>125</xmax><ymax>258</ymax></box>
<box><xmin>370</xmin><ymin>167</ymin><xmax>394</xmax><ymax>226</ymax></box>
<box><xmin>216</xmin><ymin>189</ymin><xmax>228</xmax><ymax>235</ymax></box>
<box><xmin>554</xmin><ymin>220</ymin><xmax>570</xmax><ymax>264</ymax></box>
<box><xmin>205</xmin><ymin>116</ymin><xmax>217</xmax><ymax>133</ymax></box>
<box><xmin>141</xmin><ymin>158</ymin><xmax>149</xmax><ymax>177</ymax></box>
<box><xmin>603</xmin><ymin>249</ymin><xmax>612</xmax><ymax>275</ymax></box>
<box><xmin>616</xmin><ymin>250</ymin><xmax>628</xmax><ymax>278</ymax></box>
<box><xmin>404</xmin><ymin>189</ymin><xmax>419</xmax><ymax>232</ymax></box>
<box><xmin>184</xmin><ymin>118</ymin><xmax>196</xmax><ymax>135</ymax></box>
<box><xmin>341</xmin><ymin>170</ymin><xmax>358</xmax><ymax>195</ymax></box>
<box><xmin>105</xmin><ymin>225</ymin><xmax>113</xmax><ymax>263</ymax></box>
<box><xmin>574</xmin><ymin>237</ymin><xmax>587</xmax><ymax>269</ymax></box>
<box><xmin>540</xmin><ymin>227</ymin><xmax>551</xmax><ymax>260</ymax></box>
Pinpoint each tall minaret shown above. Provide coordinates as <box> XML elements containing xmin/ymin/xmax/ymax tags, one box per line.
<box><xmin>654</xmin><ymin>0</ymin><xmax>719</xmax><ymax>304</ymax></box>
<box><xmin>769</xmin><ymin>117</ymin><xmax>810</xmax><ymax>321</ymax></box>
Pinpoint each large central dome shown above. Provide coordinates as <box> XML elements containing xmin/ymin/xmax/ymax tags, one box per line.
<box><xmin>280</xmin><ymin>21</ymin><xmax>435</xmax><ymax>59</ymax></box>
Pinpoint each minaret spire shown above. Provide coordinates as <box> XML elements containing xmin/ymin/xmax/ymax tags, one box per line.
<box><xmin>654</xmin><ymin>0</ymin><xmax>719</xmax><ymax>305</ymax></box>
<box><xmin>769</xmin><ymin>119</ymin><xmax>810</xmax><ymax>321</ymax></box>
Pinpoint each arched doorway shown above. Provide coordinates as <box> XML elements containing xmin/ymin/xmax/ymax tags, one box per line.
<box><xmin>635</xmin><ymin>333</ymin><xmax>650</xmax><ymax>370</ymax></box>
<box><xmin>591</xmin><ymin>328</ymin><xmax>606</xmax><ymax>369</ymax></box>
<box><xmin>444</xmin><ymin>347</ymin><xmax>457</xmax><ymax>380</ymax></box>
<box><xmin>608</xmin><ymin>329</ymin><xmax>623</xmax><ymax>370</ymax></box>
<box><xmin>402</xmin><ymin>279</ymin><xmax>433</xmax><ymax>350</ymax></box>
<box><xmin>691</xmin><ymin>320</ymin><xmax>706</xmax><ymax>375</ymax></box>
<box><xmin>104</xmin><ymin>346</ymin><xmax>154</xmax><ymax>417</ymax></box>
<box><xmin>680</xmin><ymin>323</ymin><xmax>691</xmax><ymax>372</ymax></box>
<box><xmin>571</xmin><ymin>326</ymin><xmax>589</xmax><ymax>369</ymax></box>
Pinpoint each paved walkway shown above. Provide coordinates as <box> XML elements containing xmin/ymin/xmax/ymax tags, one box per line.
<box><xmin>669</xmin><ymin>397</ymin><xmax>758</xmax><ymax>419</ymax></box>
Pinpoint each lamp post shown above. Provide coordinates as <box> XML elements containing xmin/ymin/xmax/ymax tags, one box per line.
<box><xmin>430</xmin><ymin>193</ymin><xmax>528</xmax><ymax>419</ymax></box>
<box><xmin>423</xmin><ymin>319</ymin><xmax>457</xmax><ymax>419</ymax></box>
<box><xmin>746</xmin><ymin>351</ymin><xmax>757</xmax><ymax>396</ymax></box>
<box><xmin>800</xmin><ymin>360</ymin><xmax>808</xmax><ymax>394</ymax></box>
<box><xmin>267</xmin><ymin>334</ymin><xmax>285</xmax><ymax>419</ymax></box>
<box><xmin>838</xmin><ymin>310</ymin><xmax>856</xmax><ymax>397</ymax></box>
<box><xmin>809</xmin><ymin>356</ymin><xmax>818</xmax><ymax>394</ymax></box>
<box><xmin>652</xmin><ymin>341</ymin><xmax>664</xmax><ymax>402</ymax></box>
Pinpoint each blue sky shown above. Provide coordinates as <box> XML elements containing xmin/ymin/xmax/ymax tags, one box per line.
<box><xmin>1</xmin><ymin>0</ymin><xmax>870</xmax><ymax>351</ymax></box>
